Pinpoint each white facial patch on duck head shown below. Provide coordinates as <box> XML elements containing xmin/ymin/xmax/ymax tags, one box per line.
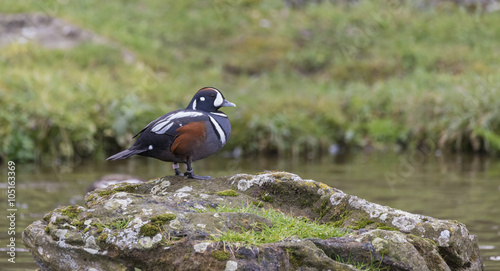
<box><xmin>214</xmin><ymin>90</ymin><xmax>223</xmax><ymax>107</ymax></box>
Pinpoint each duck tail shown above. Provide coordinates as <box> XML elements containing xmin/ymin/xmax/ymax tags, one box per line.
<box><xmin>106</xmin><ymin>149</ymin><xmax>144</xmax><ymax>161</ymax></box>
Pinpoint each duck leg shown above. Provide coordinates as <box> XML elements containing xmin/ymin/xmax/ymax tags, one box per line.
<box><xmin>172</xmin><ymin>163</ymin><xmax>182</xmax><ymax>176</ymax></box>
<box><xmin>184</xmin><ymin>161</ymin><xmax>211</xmax><ymax>180</ymax></box>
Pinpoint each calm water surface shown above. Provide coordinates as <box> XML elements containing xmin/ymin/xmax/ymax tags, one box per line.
<box><xmin>1</xmin><ymin>152</ymin><xmax>499</xmax><ymax>270</ymax></box>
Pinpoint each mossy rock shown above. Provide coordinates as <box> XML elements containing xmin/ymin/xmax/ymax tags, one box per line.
<box><xmin>216</xmin><ymin>189</ymin><xmax>239</xmax><ymax>197</ymax></box>
<box><xmin>23</xmin><ymin>172</ymin><xmax>483</xmax><ymax>270</ymax></box>
<box><xmin>140</xmin><ymin>223</ymin><xmax>160</xmax><ymax>237</ymax></box>
<box><xmin>60</xmin><ymin>205</ymin><xmax>83</xmax><ymax>219</ymax></box>
<box><xmin>211</xmin><ymin>250</ymin><xmax>230</xmax><ymax>261</ymax></box>
<box><xmin>151</xmin><ymin>213</ymin><xmax>176</xmax><ymax>225</ymax></box>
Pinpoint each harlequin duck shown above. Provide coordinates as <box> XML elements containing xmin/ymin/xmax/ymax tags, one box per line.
<box><xmin>107</xmin><ymin>87</ymin><xmax>236</xmax><ymax>179</ymax></box>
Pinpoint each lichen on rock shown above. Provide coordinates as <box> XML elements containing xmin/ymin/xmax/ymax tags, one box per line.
<box><xmin>23</xmin><ymin>172</ymin><xmax>483</xmax><ymax>270</ymax></box>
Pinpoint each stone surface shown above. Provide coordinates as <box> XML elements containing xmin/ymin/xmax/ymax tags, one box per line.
<box><xmin>23</xmin><ymin>172</ymin><xmax>483</xmax><ymax>270</ymax></box>
<box><xmin>0</xmin><ymin>13</ymin><xmax>135</xmax><ymax>62</ymax></box>
<box><xmin>86</xmin><ymin>174</ymin><xmax>145</xmax><ymax>192</ymax></box>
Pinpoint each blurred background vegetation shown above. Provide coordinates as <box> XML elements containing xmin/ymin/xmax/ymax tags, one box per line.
<box><xmin>1</xmin><ymin>0</ymin><xmax>500</xmax><ymax>164</ymax></box>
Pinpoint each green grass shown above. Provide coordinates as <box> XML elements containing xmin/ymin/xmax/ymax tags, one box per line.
<box><xmin>109</xmin><ymin>217</ymin><xmax>132</xmax><ymax>230</ymax></box>
<box><xmin>89</xmin><ymin>217</ymin><xmax>132</xmax><ymax>233</ymax></box>
<box><xmin>1</xmin><ymin>1</ymin><xmax>500</xmax><ymax>162</ymax></box>
<box><xmin>201</xmin><ymin>204</ymin><xmax>346</xmax><ymax>245</ymax></box>
<box><xmin>334</xmin><ymin>254</ymin><xmax>388</xmax><ymax>271</ymax></box>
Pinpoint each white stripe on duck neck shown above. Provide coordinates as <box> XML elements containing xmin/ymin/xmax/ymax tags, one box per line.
<box><xmin>208</xmin><ymin>115</ymin><xmax>226</xmax><ymax>144</ymax></box>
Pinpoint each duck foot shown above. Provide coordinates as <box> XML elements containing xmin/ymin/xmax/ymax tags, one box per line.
<box><xmin>173</xmin><ymin>163</ymin><xmax>182</xmax><ymax>176</ymax></box>
<box><xmin>184</xmin><ymin>171</ymin><xmax>211</xmax><ymax>180</ymax></box>
<box><xmin>184</xmin><ymin>161</ymin><xmax>211</xmax><ymax>179</ymax></box>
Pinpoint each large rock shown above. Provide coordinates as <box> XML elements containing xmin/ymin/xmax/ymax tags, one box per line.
<box><xmin>23</xmin><ymin>172</ymin><xmax>483</xmax><ymax>270</ymax></box>
<box><xmin>0</xmin><ymin>13</ymin><xmax>135</xmax><ymax>62</ymax></box>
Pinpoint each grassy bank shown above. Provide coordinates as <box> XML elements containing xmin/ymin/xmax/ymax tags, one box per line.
<box><xmin>1</xmin><ymin>1</ymin><xmax>500</xmax><ymax>163</ymax></box>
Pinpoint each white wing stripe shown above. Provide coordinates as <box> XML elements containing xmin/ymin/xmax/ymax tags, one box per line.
<box><xmin>154</xmin><ymin>122</ymin><xmax>173</xmax><ymax>134</ymax></box>
<box><xmin>209</xmin><ymin>115</ymin><xmax>226</xmax><ymax>144</ymax></box>
<box><xmin>151</xmin><ymin>120</ymin><xmax>170</xmax><ymax>133</ymax></box>
<box><xmin>151</xmin><ymin>111</ymin><xmax>204</xmax><ymax>134</ymax></box>
<box><xmin>210</xmin><ymin>112</ymin><xmax>227</xmax><ymax>118</ymax></box>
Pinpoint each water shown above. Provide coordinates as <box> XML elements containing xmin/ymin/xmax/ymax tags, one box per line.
<box><xmin>1</xmin><ymin>152</ymin><xmax>499</xmax><ymax>270</ymax></box>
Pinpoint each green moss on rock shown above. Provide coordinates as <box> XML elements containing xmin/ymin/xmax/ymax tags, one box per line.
<box><xmin>87</xmin><ymin>194</ymin><xmax>96</xmax><ymax>202</ymax></box>
<box><xmin>96</xmin><ymin>183</ymin><xmax>144</xmax><ymax>198</ymax></box>
<box><xmin>91</xmin><ymin>222</ymin><xmax>105</xmax><ymax>229</ymax></box>
<box><xmin>43</xmin><ymin>212</ymin><xmax>52</xmax><ymax>222</ymax></box>
<box><xmin>211</xmin><ymin>250</ymin><xmax>230</xmax><ymax>261</ymax></box>
<box><xmin>60</xmin><ymin>205</ymin><xmax>82</xmax><ymax>219</ymax></box>
<box><xmin>329</xmin><ymin>211</ymin><xmax>350</xmax><ymax>227</ymax></box>
<box><xmin>315</xmin><ymin>199</ymin><xmax>331</xmax><ymax>219</ymax></box>
<box><xmin>140</xmin><ymin>224</ymin><xmax>160</xmax><ymax>237</ymax></box>
<box><xmin>271</xmin><ymin>172</ymin><xmax>294</xmax><ymax>179</ymax></box>
<box><xmin>97</xmin><ymin>190</ymin><xmax>116</xmax><ymax>197</ymax></box>
<box><xmin>351</xmin><ymin>218</ymin><xmax>375</xmax><ymax>230</ymax></box>
<box><xmin>285</xmin><ymin>248</ymin><xmax>301</xmax><ymax>267</ymax></box>
<box><xmin>216</xmin><ymin>189</ymin><xmax>239</xmax><ymax>197</ymax></box>
<box><xmin>98</xmin><ymin>233</ymin><xmax>108</xmax><ymax>243</ymax></box>
<box><xmin>114</xmin><ymin>184</ymin><xmax>142</xmax><ymax>193</ymax></box>
<box><xmin>377</xmin><ymin>223</ymin><xmax>399</xmax><ymax>231</ymax></box>
<box><xmin>151</xmin><ymin>213</ymin><xmax>176</xmax><ymax>225</ymax></box>
<box><xmin>259</xmin><ymin>193</ymin><xmax>274</xmax><ymax>203</ymax></box>
<box><xmin>72</xmin><ymin>220</ymin><xmax>85</xmax><ymax>230</ymax></box>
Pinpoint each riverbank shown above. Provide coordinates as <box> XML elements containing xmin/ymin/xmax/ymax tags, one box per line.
<box><xmin>1</xmin><ymin>1</ymin><xmax>500</xmax><ymax>162</ymax></box>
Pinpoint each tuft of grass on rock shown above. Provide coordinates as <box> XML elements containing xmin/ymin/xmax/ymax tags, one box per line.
<box><xmin>251</xmin><ymin>201</ymin><xmax>264</xmax><ymax>208</ymax></box>
<box><xmin>109</xmin><ymin>217</ymin><xmax>132</xmax><ymax>230</ymax></box>
<box><xmin>202</xmin><ymin>204</ymin><xmax>346</xmax><ymax>245</ymax></box>
<box><xmin>334</xmin><ymin>254</ymin><xmax>386</xmax><ymax>271</ymax></box>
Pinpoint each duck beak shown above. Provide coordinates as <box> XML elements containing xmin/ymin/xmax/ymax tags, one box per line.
<box><xmin>221</xmin><ymin>99</ymin><xmax>236</xmax><ymax>107</ymax></box>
